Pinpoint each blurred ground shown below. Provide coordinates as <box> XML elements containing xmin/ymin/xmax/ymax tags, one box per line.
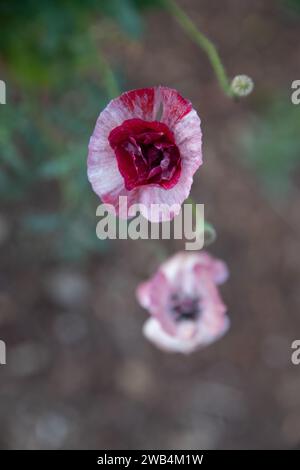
<box><xmin>1</xmin><ymin>0</ymin><xmax>300</xmax><ymax>449</ymax></box>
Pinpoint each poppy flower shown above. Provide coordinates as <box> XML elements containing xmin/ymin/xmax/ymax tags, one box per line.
<box><xmin>137</xmin><ymin>251</ymin><xmax>229</xmax><ymax>354</ymax></box>
<box><xmin>87</xmin><ymin>87</ymin><xmax>202</xmax><ymax>221</ymax></box>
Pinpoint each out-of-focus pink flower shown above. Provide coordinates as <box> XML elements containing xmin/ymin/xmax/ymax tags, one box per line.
<box><xmin>136</xmin><ymin>252</ymin><xmax>229</xmax><ymax>354</ymax></box>
<box><xmin>87</xmin><ymin>87</ymin><xmax>202</xmax><ymax>221</ymax></box>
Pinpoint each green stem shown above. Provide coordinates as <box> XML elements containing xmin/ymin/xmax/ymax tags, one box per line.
<box><xmin>98</xmin><ymin>52</ymin><xmax>120</xmax><ymax>100</ymax></box>
<box><xmin>89</xmin><ymin>28</ymin><xmax>120</xmax><ymax>99</ymax></box>
<box><xmin>162</xmin><ymin>0</ymin><xmax>232</xmax><ymax>97</ymax></box>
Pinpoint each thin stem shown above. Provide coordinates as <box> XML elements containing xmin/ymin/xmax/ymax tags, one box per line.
<box><xmin>163</xmin><ymin>0</ymin><xmax>233</xmax><ymax>97</ymax></box>
<box><xmin>89</xmin><ymin>28</ymin><xmax>120</xmax><ymax>99</ymax></box>
<box><xmin>98</xmin><ymin>52</ymin><xmax>120</xmax><ymax>100</ymax></box>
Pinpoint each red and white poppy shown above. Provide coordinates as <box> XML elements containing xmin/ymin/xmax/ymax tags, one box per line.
<box><xmin>87</xmin><ymin>87</ymin><xmax>202</xmax><ymax>221</ymax></box>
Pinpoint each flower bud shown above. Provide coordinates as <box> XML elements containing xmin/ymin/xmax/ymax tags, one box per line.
<box><xmin>231</xmin><ymin>74</ymin><xmax>254</xmax><ymax>97</ymax></box>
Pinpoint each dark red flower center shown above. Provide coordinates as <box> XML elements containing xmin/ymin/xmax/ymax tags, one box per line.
<box><xmin>108</xmin><ymin>118</ymin><xmax>181</xmax><ymax>191</ymax></box>
<box><xmin>170</xmin><ymin>293</ymin><xmax>201</xmax><ymax>322</ymax></box>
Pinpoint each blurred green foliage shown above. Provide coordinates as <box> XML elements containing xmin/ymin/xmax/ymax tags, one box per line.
<box><xmin>241</xmin><ymin>99</ymin><xmax>300</xmax><ymax>198</ymax></box>
<box><xmin>0</xmin><ymin>0</ymin><xmax>161</xmax><ymax>88</ymax></box>
<box><xmin>0</xmin><ymin>0</ymin><xmax>162</xmax><ymax>261</ymax></box>
<box><xmin>283</xmin><ymin>0</ymin><xmax>300</xmax><ymax>13</ymax></box>
<box><xmin>1</xmin><ymin>80</ymin><xmax>110</xmax><ymax>260</ymax></box>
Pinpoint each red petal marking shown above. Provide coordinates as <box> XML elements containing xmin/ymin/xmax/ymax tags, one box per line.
<box><xmin>118</xmin><ymin>87</ymin><xmax>192</xmax><ymax>125</ymax></box>
<box><xmin>159</xmin><ymin>87</ymin><xmax>193</xmax><ymax>124</ymax></box>
<box><xmin>109</xmin><ymin>119</ymin><xmax>175</xmax><ymax>146</ymax></box>
<box><xmin>109</xmin><ymin>118</ymin><xmax>181</xmax><ymax>191</ymax></box>
<box><xmin>120</xmin><ymin>88</ymin><xmax>155</xmax><ymax>117</ymax></box>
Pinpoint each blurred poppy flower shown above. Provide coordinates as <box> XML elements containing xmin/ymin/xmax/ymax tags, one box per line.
<box><xmin>87</xmin><ymin>87</ymin><xmax>202</xmax><ymax>221</ymax></box>
<box><xmin>137</xmin><ymin>251</ymin><xmax>229</xmax><ymax>354</ymax></box>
